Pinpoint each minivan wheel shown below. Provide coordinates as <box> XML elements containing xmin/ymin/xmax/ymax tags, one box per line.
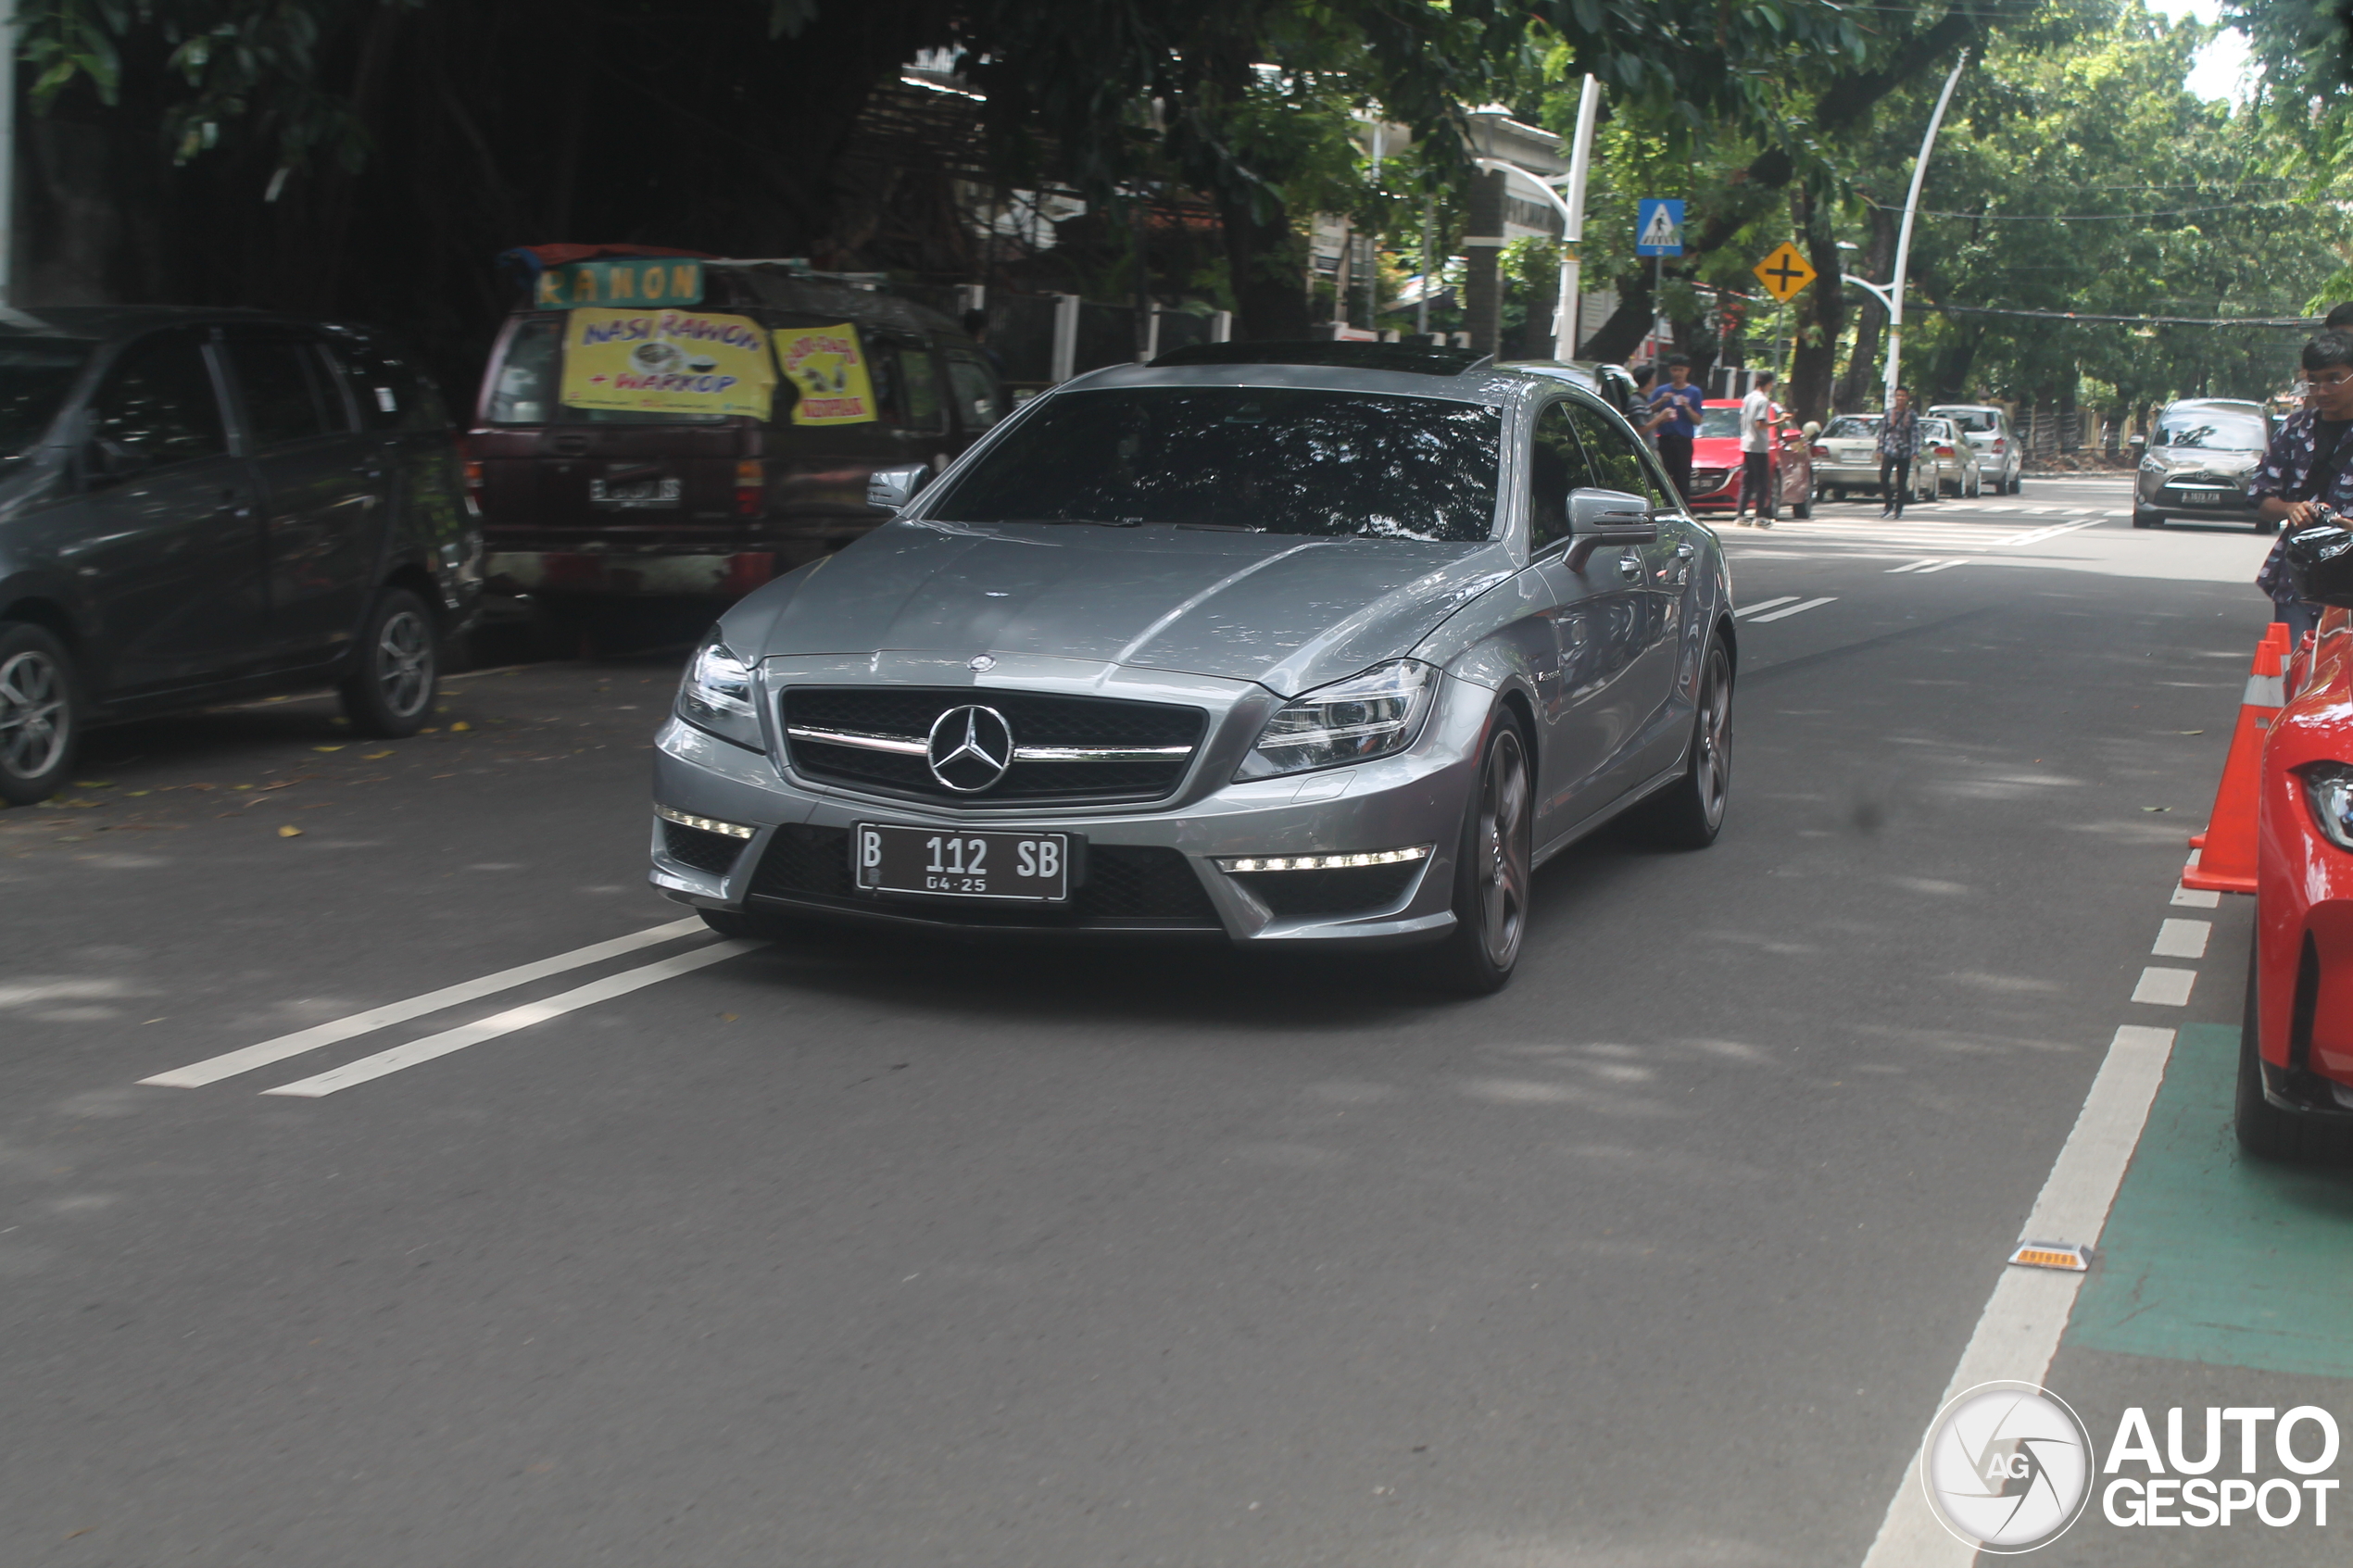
<box><xmin>340</xmin><ymin>588</ymin><xmax>438</xmax><ymax>738</ymax></box>
<box><xmin>1641</xmin><ymin>635</ymin><xmax>1732</xmax><ymax>848</ymax></box>
<box><xmin>1424</xmin><ymin>715</ymin><xmax>1532</xmax><ymax>996</ymax></box>
<box><xmin>0</xmin><ymin>621</ymin><xmax>81</xmax><ymax>808</ymax></box>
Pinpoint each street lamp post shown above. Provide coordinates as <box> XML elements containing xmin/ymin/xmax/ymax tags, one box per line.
<box><xmin>1468</xmin><ymin>76</ymin><xmax>1601</xmax><ymax>364</ymax></box>
<box><xmin>1881</xmin><ymin>50</ymin><xmax>1969</xmax><ymax>408</ymax></box>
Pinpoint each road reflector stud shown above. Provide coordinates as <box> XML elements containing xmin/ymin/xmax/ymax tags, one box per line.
<box><xmin>2007</xmin><ymin>1241</ymin><xmax>2092</xmax><ymax>1273</ymax></box>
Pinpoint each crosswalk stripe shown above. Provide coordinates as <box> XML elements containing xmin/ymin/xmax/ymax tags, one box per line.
<box><xmin>1913</xmin><ymin>558</ymin><xmax>1969</xmax><ymax>574</ymax></box>
<box><xmin>1733</xmin><ymin>596</ymin><xmax>1802</xmax><ymax>617</ymax></box>
<box><xmin>1744</xmin><ymin>596</ymin><xmax>1838</xmax><ymax>622</ymax></box>
<box><xmin>1886</xmin><ymin>558</ymin><xmax>1943</xmax><ymax>573</ymax></box>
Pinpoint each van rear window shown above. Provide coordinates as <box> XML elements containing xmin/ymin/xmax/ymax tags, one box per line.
<box><xmin>482</xmin><ymin>316</ymin><xmax>729</xmax><ymax>427</ymax></box>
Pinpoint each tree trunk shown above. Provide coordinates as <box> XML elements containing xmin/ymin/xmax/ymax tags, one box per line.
<box><xmin>1787</xmin><ymin>183</ymin><xmax>1844</xmax><ymax>423</ymax></box>
<box><xmin>1216</xmin><ymin>185</ymin><xmax>1311</xmax><ymax>340</ymax></box>
<box><xmin>1582</xmin><ymin>265</ymin><xmax>1655</xmax><ymax>363</ymax></box>
<box><xmin>1833</xmin><ymin>204</ymin><xmax>1897</xmax><ymax>413</ymax></box>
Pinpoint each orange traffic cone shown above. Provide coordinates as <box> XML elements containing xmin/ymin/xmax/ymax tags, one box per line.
<box><xmin>2182</xmin><ymin>624</ymin><xmax>2293</xmax><ymax>895</ymax></box>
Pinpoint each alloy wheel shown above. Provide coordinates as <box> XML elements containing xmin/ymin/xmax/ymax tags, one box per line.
<box><xmin>374</xmin><ymin>609</ymin><xmax>433</xmax><ymax>719</ymax></box>
<box><xmin>0</xmin><ymin>647</ymin><xmax>69</xmax><ymax>782</ymax></box>
<box><xmin>1474</xmin><ymin>727</ymin><xmax>1530</xmax><ymax>970</ymax></box>
<box><xmin>1692</xmin><ymin>644</ymin><xmax>1731</xmax><ymax>831</ymax></box>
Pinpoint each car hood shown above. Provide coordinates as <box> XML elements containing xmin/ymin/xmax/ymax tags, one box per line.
<box><xmin>1690</xmin><ymin>438</ymin><xmax>1745</xmax><ymax>464</ymax></box>
<box><xmin>725</xmin><ymin>519</ymin><xmax>1516</xmax><ymax>696</ymax></box>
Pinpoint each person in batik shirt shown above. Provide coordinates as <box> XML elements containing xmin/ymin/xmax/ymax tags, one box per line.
<box><xmin>2253</xmin><ymin>332</ymin><xmax>2353</xmax><ymax>640</ymax></box>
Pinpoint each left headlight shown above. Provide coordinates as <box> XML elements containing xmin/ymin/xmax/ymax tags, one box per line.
<box><xmin>676</xmin><ymin>635</ymin><xmax>764</xmax><ymax>751</ymax></box>
<box><xmin>2301</xmin><ymin>762</ymin><xmax>2353</xmax><ymax>852</ymax></box>
<box><xmin>1236</xmin><ymin>659</ymin><xmax>1438</xmax><ymax>781</ymax></box>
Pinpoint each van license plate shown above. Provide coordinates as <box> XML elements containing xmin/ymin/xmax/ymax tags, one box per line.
<box><xmin>2178</xmin><ymin>489</ymin><xmax>2221</xmax><ymax>506</ymax></box>
<box><xmin>589</xmin><ymin>477</ymin><xmax>682</xmax><ymax>509</ymax></box>
<box><xmin>853</xmin><ymin>824</ymin><xmax>1071</xmax><ymax>902</ymax></box>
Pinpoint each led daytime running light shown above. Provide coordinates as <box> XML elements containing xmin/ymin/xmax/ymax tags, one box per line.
<box><xmin>1215</xmin><ymin>845</ymin><xmax>1432</xmax><ymax>873</ymax></box>
<box><xmin>656</xmin><ymin>804</ymin><xmax>757</xmax><ymax>840</ymax></box>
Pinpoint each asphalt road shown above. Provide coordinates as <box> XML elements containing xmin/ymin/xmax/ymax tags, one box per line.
<box><xmin>3</xmin><ymin>475</ymin><xmax>2344</xmax><ymax>1566</ymax></box>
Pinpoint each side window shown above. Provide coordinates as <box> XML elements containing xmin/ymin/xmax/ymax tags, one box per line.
<box><xmin>325</xmin><ymin>341</ymin><xmax>452</xmax><ymax>433</ymax></box>
<box><xmin>946</xmin><ymin>352</ymin><xmax>1003</xmax><ymax>431</ymax></box>
<box><xmin>896</xmin><ymin>345</ymin><xmax>945</xmax><ymax>433</ymax></box>
<box><xmin>1568</xmin><ymin>404</ymin><xmax>1667</xmax><ymax>508</ymax></box>
<box><xmin>485</xmin><ymin>316</ymin><xmax>561</xmax><ymax>425</ymax></box>
<box><xmin>90</xmin><ymin>332</ymin><xmax>228</xmax><ymax>470</ymax></box>
<box><xmin>225</xmin><ymin>335</ymin><xmax>332</xmax><ymax>449</ymax></box>
<box><xmin>1529</xmin><ymin>399</ymin><xmax>1601</xmax><ymax>550</ymax></box>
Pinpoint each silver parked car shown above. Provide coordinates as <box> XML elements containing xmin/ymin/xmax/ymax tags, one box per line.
<box><xmin>2132</xmin><ymin>398</ymin><xmax>2274</xmax><ymax>532</ymax></box>
<box><xmin>1919</xmin><ymin>416</ymin><xmax>1984</xmax><ymax>497</ymax></box>
<box><xmin>1810</xmin><ymin>413</ymin><xmax>1941</xmax><ymax>505</ymax></box>
<box><xmin>648</xmin><ymin>342</ymin><xmax>1737</xmax><ymax>992</ymax></box>
<box><xmin>1928</xmin><ymin>404</ymin><xmax>2022</xmax><ymax>494</ymax></box>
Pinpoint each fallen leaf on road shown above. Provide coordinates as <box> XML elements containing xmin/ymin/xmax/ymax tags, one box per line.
<box><xmin>2178</xmin><ymin>730</ymin><xmax>2204</xmax><ymax>735</ymax></box>
<box><xmin>450</xmin><ymin>721</ymin><xmax>472</xmax><ymax>732</ymax></box>
<box><xmin>125</xmin><ymin>790</ymin><xmax>149</xmax><ymax>797</ymax></box>
<box><xmin>2142</xmin><ymin>806</ymin><xmax>2171</xmax><ymax>813</ymax></box>
<box><xmin>363</xmin><ymin>750</ymin><xmax>393</xmax><ymax>759</ymax></box>
<box><xmin>277</xmin><ymin>825</ymin><xmax>303</xmax><ymax>838</ymax></box>
<box><xmin>313</xmin><ymin>745</ymin><xmax>345</xmax><ymax>753</ymax></box>
<box><xmin>74</xmin><ymin>780</ymin><xmax>112</xmax><ymax>788</ymax></box>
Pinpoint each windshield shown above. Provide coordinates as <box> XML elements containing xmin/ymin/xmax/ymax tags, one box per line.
<box><xmin>484</xmin><ymin>315</ymin><xmax>728</xmax><ymax>426</ymax></box>
<box><xmin>1696</xmin><ymin>407</ymin><xmax>1743</xmax><ymax>439</ymax></box>
<box><xmin>926</xmin><ymin>386</ymin><xmax>1503</xmax><ymax>542</ymax></box>
<box><xmin>0</xmin><ymin>342</ymin><xmax>92</xmax><ymax>457</ymax></box>
<box><xmin>1822</xmin><ymin>415</ymin><xmax>1881</xmax><ymax>439</ymax></box>
<box><xmin>2156</xmin><ymin>410</ymin><xmax>2266</xmax><ymax>451</ymax></box>
<box><xmin>1933</xmin><ymin>408</ymin><xmax>2000</xmax><ymax>432</ymax></box>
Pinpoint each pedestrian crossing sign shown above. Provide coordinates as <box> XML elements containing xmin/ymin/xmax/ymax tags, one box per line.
<box><xmin>1755</xmin><ymin>242</ymin><xmax>1818</xmax><ymax>302</ymax></box>
<box><xmin>1636</xmin><ymin>198</ymin><xmax>1684</xmax><ymax>257</ymax></box>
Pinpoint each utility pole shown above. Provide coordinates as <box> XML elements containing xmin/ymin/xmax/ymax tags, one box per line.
<box><xmin>1554</xmin><ymin>74</ymin><xmax>1600</xmax><ymax>361</ymax></box>
<box><xmin>1416</xmin><ymin>195</ymin><xmax>1433</xmax><ymax>338</ymax></box>
<box><xmin>1883</xmin><ymin>51</ymin><xmax>1968</xmax><ymax>408</ymax></box>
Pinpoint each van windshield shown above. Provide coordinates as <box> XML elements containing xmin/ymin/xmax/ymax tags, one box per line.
<box><xmin>0</xmin><ymin>341</ymin><xmax>92</xmax><ymax>457</ymax></box>
<box><xmin>483</xmin><ymin>315</ymin><xmax>730</xmax><ymax>426</ymax></box>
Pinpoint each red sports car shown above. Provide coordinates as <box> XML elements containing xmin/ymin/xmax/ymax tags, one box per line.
<box><xmin>1684</xmin><ymin>398</ymin><xmax>1815</xmax><ymax>519</ymax></box>
<box><xmin>2242</xmin><ymin>570</ymin><xmax>2353</xmax><ymax>1159</ymax></box>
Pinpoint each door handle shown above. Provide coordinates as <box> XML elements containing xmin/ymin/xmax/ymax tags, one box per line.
<box><xmin>1617</xmin><ymin>553</ymin><xmax>1642</xmax><ymax>578</ymax></box>
<box><xmin>1675</xmin><ymin>542</ymin><xmax>1695</xmax><ymax>559</ymax></box>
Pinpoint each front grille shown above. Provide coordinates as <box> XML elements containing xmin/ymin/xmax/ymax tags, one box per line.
<box><xmin>780</xmin><ymin>687</ymin><xmax>1205</xmax><ymax>805</ymax></box>
<box><xmin>662</xmin><ymin>820</ymin><xmax>749</xmax><ymax>875</ymax></box>
<box><xmin>1229</xmin><ymin>859</ymin><xmax>1424</xmax><ymax>919</ymax></box>
<box><xmin>747</xmin><ymin>824</ymin><xmax>1218</xmax><ymax>928</ymax></box>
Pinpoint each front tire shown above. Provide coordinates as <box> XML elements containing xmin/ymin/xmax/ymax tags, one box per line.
<box><xmin>1641</xmin><ymin>634</ymin><xmax>1732</xmax><ymax>849</ymax></box>
<box><xmin>0</xmin><ymin>621</ymin><xmax>81</xmax><ymax>808</ymax></box>
<box><xmin>1425</xmin><ymin>716</ymin><xmax>1533</xmax><ymax>995</ymax></box>
<box><xmin>340</xmin><ymin>588</ymin><xmax>438</xmax><ymax>738</ymax></box>
<box><xmin>2234</xmin><ymin>925</ymin><xmax>2353</xmax><ymax>1162</ymax></box>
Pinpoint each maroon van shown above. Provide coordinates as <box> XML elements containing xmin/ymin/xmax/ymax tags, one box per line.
<box><xmin>468</xmin><ymin>268</ymin><xmax>1005</xmax><ymax>604</ymax></box>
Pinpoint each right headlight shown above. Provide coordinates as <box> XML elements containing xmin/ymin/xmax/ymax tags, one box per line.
<box><xmin>2300</xmin><ymin>763</ymin><xmax>2353</xmax><ymax>851</ymax></box>
<box><xmin>675</xmin><ymin>634</ymin><xmax>764</xmax><ymax>751</ymax></box>
<box><xmin>1235</xmin><ymin>659</ymin><xmax>1438</xmax><ymax>781</ymax></box>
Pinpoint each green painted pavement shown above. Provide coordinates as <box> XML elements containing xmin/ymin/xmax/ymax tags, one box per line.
<box><xmin>2068</xmin><ymin>1023</ymin><xmax>2353</xmax><ymax>1379</ymax></box>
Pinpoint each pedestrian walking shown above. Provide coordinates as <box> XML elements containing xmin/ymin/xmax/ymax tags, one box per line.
<box><xmin>1735</xmin><ymin>371</ymin><xmax>1780</xmax><ymax>527</ymax></box>
<box><xmin>1649</xmin><ymin>355</ymin><xmax>1705</xmax><ymax>502</ymax></box>
<box><xmin>2252</xmin><ymin>330</ymin><xmax>2353</xmax><ymax>641</ymax></box>
<box><xmin>1878</xmin><ymin>388</ymin><xmax>1921</xmax><ymax>518</ymax></box>
<box><xmin>1625</xmin><ymin>362</ymin><xmax>1675</xmax><ymax>445</ymax></box>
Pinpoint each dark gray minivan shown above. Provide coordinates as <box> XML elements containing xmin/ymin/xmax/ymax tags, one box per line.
<box><xmin>0</xmin><ymin>307</ymin><xmax>482</xmax><ymax>806</ymax></box>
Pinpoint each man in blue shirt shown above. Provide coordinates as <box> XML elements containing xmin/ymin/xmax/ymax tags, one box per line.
<box><xmin>1648</xmin><ymin>354</ymin><xmax>1705</xmax><ymax>502</ymax></box>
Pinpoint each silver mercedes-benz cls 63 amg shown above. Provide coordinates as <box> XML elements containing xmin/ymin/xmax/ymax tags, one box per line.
<box><xmin>649</xmin><ymin>341</ymin><xmax>1735</xmax><ymax>991</ymax></box>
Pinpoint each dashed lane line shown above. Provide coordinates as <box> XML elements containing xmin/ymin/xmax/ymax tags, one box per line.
<box><xmin>2153</xmin><ymin>919</ymin><xmax>2212</xmax><ymax>960</ymax></box>
<box><xmin>2133</xmin><ymin>966</ymin><xmax>2198</xmax><ymax>1006</ymax></box>
<box><xmin>1884</xmin><ymin>558</ymin><xmax>1944</xmax><ymax>573</ymax></box>
<box><xmin>1733</xmin><ymin>596</ymin><xmax>1802</xmax><ymax>618</ymax></box>
<box><xmin>141</xmin><ymin>916</ymin><xmax>711</xmax><ymax>1087</ymax></box>
<box><xmin>1743</xmin><ymin>596</ymin><xmax>1838</xmax><ymax>623</ymax></box>
<box><xmin>262</xmin><ymin>940</ymin><xmax>762</xmax><ymax>1098</ymax></box>
<box><xmin>1912</xmin><ymin>559</ymin><xmax>1969</xmax><ymax>574</ymax></box>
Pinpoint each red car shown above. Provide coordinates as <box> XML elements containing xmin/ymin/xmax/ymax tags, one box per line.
<box><xmin>2242</xmin><ymin>581</ymin><xmax>2353</xmax><ymax>1159</ymax></box>
<box><xmin>1683</xmin><ymin>398</ymin><xmax>1815</xmax><ymax>519</ymax></box>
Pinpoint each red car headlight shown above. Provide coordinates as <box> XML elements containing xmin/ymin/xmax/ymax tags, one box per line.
<box><xmin>2300</xmin><ymin>762</ymin><xmax>2353</xmax><ymax>850</ymax></box>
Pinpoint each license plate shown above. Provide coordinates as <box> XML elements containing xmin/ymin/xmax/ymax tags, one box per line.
<box><xmin>853</xmin><ymin>823</ymin><xmax>1071</xmax><ymax>902</ymax></box>
<box><xmin>2177</xmin><ymin>489</ymin><xmax>2222</xmax><ymax>506</ymax></box>
<box><xmin>589</xmin><ymin>477</ymin><xmax>682</xmax><ymax>509</ymax></box>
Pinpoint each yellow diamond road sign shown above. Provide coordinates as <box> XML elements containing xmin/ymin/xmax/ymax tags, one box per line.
<box><xmin>1755</xmin><ymin>243</ymin><xmax>1817</xmax><ymax>303</ymax></box>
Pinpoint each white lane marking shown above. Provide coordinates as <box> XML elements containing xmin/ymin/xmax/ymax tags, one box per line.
<box><xmin>1733</xmin><ymin>596</ymin><xmax>1802</xmax><ymax>618</ymax></box>
<box><xmin>2171</xmin><ymin>884</ymin><xmax>2222</xmax><ymax>909</ymax></box>
<box><xmin>2131</xmin><ymin>966</ymin><xmax>2196</xmax><ymax>1006</ymax></box>
<box><xmin>2152</xmin><ymin>919</ymin><xmax>2211</xmax><ymax>959</ymax></box>
<box><xmin>142</xmin><ymin>917</ymin><xmax>710</xmax><ymax>1087</ymax></box>
<box><xmin>1912</xmin><ymin>559</ymin><xmax>1969</xmax><ymax>574</ymax></box>
<box><xmin>1990</xmin><ymin>518</ymin><xmax>2102</xmax><ymax>547</ymax></box>
<box><xmin>1857</xmin><ymin>1025</ymin><xmax>2176</xmax><ymax>1568</ymax></box>
<box><xmin>1744</xmin><ymin>596</ymin><xmax>1838</xmax><ymax>623</ymax></box>
<box><xmin>262</xmin><ymin>940</ymin><xmax>761</xmax><ymax>1098</ymax></box>
<box><xmin>1885</xmin><ymin>558</ymin><xmax>1943</xmax><ymax>573</ymax></box>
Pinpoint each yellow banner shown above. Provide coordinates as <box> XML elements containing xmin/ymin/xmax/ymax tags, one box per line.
<box><xmin>560</xmin><ymin>308</ymin><xmax>775</xmax><ymax>419</ymax></box>
<box><xmin>774</xmin><ymin>323</ymin><xmax>880</xmax><ymax>426</ymax></box>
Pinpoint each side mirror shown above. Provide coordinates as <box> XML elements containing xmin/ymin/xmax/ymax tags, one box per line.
<box><xmin>82</xmin><ymin>438</ymin><xmax>140</xmax><ymax>490</ymax></box>
<box><xmin>2285</xmin><ymin>521</ymin><xmax>2353</xmax><ymax>608</ymax></box>
<box><xmin>865</xmin><ymin>463</ymin><xmax>930</xmax><ymax>513</ymax></box>
<box><xmin>1564</xmin><ymin>487</ymin><xmax>1659</xmax><ymax>571</ymax></box>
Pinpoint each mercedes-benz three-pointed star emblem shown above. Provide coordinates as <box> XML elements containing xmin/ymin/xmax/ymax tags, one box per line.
<box><xmin>925</xmin><ymin>705</ymin><xmax>1014</xmax><ymax>792</ymax></box>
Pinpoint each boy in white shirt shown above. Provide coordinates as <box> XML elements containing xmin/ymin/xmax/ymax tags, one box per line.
<box><xmin>1736</xmin><ymin>371</ymin><xmax>1781</xmax><ymax>527</ymax></box>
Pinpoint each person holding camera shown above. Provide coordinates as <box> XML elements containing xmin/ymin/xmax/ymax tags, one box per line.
<box><xmin>2254</xmin><ymin>331</ymin><xmax>2353</xmax><ymax>640</ymax></box>
<box><xmin>1648</xmin><ymin>355</ymin><xmax>1705</xmax><ymax>501</ymax></box>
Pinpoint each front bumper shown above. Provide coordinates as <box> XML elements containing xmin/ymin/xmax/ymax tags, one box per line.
<box><xmin>2254</xmin><ymin>624</ymin><xmax>2353</xmax><ymax>1107</ymax></box>
<box><xmin>2137</xmin><ymin>472</ymin><xmax>2260</xmax><ymax>522</ymax></box>
<box><xmin>647</xmin><ymin>655</ymin><xmax>1489</xmax><ymax>947</ymax></box>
